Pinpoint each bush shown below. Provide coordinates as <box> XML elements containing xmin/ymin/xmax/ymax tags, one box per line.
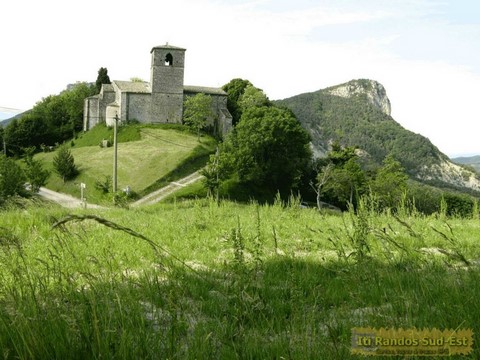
<box><xmin>95</xmin><ymin>176</ymin><xmax>112</xmax><ymax>194</ymax></box>
<box><xmin>24</xmin><ymin>156</ymin><xmax>50</xmax><ymax>193</ymax></box>
<box><xmin>0</xmin><ymin>155</ymin><xmax>27</xmax><ymax>204</ymax></box>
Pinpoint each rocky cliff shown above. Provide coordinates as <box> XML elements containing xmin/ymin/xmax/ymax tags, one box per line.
<box><xmin>326</xmin><ymin>79</ymin><xmax>392</xmax><ymax>116</ymax></box>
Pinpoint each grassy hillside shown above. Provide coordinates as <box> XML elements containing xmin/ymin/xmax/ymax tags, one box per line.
<box><xmin>276</xmin><ymin>87</ymin><xmax>447</xmax><ymax>174</ymax></box>
<box><xmin>0</xmin><ymin>199</ymin><xmax>479</xmax><ymax>358</ymax></box>
<box><xmin>35</xmin><ymin>124</ymin><xmax>216</xmax><ymax>204</ymax></box>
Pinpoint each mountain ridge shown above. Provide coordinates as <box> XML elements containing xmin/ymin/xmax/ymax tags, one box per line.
<box><xmin>276</xmin><ymin>79</ymin><xmax>480</xmax><ymax>192</ymax></box>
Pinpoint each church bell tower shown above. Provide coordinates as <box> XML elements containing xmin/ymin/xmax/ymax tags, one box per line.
<box><xmin>150</xmin><ymin>44</ymin><xmax>186</xmax><ymax>123</ymax></box>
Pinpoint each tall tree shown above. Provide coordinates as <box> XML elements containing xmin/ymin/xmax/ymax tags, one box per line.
<box><xmin>53</xmin><ymin>145</ymin><xmax>78</xmax><ymax>183</ymax></box>
<box><xmin>315</xmin><ymin>144</ymin><xmax>367</xmax><ymax>209</ymax></box>
<box><xmin>3</xmin><ymin>82</ymin><xmax>96</xmax><ymax>153</ymax></box>
<box><xmin>95</xmin><ymin>67</ymin><xmax>111</xmax><ymax>93</ymax></box>
<box><xmin>226</xmin><ymin>106</ymin><xmax>311</xmax><ymax>194</ymax></box>
<box><xmin>0</xmin><ymin>155</ymin><xmax>26</xmax><ymax>204</ymax></box>
<box><xmin>222</xmin><ymin>78</ymin><xmax>252</xmax><ymax>125</ymax></box>
<box><xmin>23</xmin><ymin>147</ymin><xmax>50</xmax><ymax>193</ymax></box>
<box><xmin>371</xmin><ymin>154</ymin><xmax>408</xmax><ymax>209</ymax></box>
<box><xmin>183</xmin><ymin>93</ymin><xmax>214</xmax><ymax>140</ymax></box>
<box><xmin>238</xmin><ymin>85</ymin><xmax>270</xmax><ymax>110</ymax></box>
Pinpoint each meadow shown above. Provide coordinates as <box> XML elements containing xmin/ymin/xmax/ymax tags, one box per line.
<box><xmin>1</xmin><ymin>196</ymin><xmax>479</xmax><ymax>359</ymax></box>
<box><xmin>34</xmin><ymin>124</ymin><xmax>216</xmax><ymax>205</ymax></box>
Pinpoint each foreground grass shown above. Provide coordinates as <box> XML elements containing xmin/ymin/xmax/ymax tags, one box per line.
<box><xmin>1</xmin><ymin>199</ymin><xmax>480</xmax><ymax>358</ymax></box>
<box><xmin>34</xmin><ymin>125</ymin><xmax>216</xmax><ymax>204</ymax></box>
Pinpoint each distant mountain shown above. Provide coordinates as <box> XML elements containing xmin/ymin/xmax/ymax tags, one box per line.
<box><xmin>276</xmin><ymin>79</ymin><xmax>480</xmax><ymax>192</ymax></box>
<box><xmin>453</xmin><ymin>155</ymin><xmax>480</xmax><ymax>173</ymax></box>
<box><xmin>0</xmin><ymin>111</ymin><xmax>29</xmax><ymax>127</ymax></box>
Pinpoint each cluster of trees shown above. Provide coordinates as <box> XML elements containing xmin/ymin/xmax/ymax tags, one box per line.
<box><xmin>0</xmin><ymin>145</ymin><xmax>78</xmax><ymax>206</ymax></box>
<box><xmin>311</xmin><ymin>144</ymin><xmax>408</xmax><ymax>210</ymax></box>
<box><xmin>1</xmin><ymin>68</ymin><xmax>111</xmax><ymax>157</ymax></box>
<box><xmin>201</xmin><ymin>79</ymin><xmax>311</xmax><ymax>199</ymax></box>
<box><xmin>0</xmin><ymin>145</ymin><xmax>79</xmax><ymax>203</ymax></box>
<box><xmin>2</xmin><ymin>83</ymin><xmax>97</xmax><ymax>156</ymax></box>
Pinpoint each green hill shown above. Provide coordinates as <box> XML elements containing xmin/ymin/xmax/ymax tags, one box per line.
<box><xmin>276</xmin><ymin>79</ymin><xmax>447</xmax><ymax>174</ymax></box>
<box><xmin>35</xmin><ymin>124</ymin><xmax>216</xmax><ymax>204</ymax></box>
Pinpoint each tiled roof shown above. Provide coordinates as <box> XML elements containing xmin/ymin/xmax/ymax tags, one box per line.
<box><xmin>101</xmin><ymin>84</ymin><xmax>114</xmax><ymax>92</ymax></box>
<box><xmin>114</xmin><ymin>81</ymin><xmax>151</xmax><ymax>93</ymax></box>
<box><xmin>151</xmin><ymin>44</ymin><xmax>186</xmax><ymax>52</ymax></box>
<box><xmin>184</xmin><ymin>85</ymin><xmax>227</xmax><ymax>96</ymax></box>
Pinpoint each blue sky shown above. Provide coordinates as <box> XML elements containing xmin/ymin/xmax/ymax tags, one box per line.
<box><xmin>1</xmin><ymin>0</ymin><xmax>479</xmax><ymax>156</ymax></box>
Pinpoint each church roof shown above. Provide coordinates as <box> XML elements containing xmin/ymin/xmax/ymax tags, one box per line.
<box><xmin>184</xmin><ymin>85</ymin><xmax>227</xmax><ymax>96</ymax></box>
<box><xmin>101</xmin><ymin>84</ymin><xmax>114</xmax><ymax>92</ymax></box>
<box><xmin>114</xmin><ymin>81</ymin><xmax>151</xmax><ymax>93</ymax></box>
<box><xmin>151</xmin><ymin>44</ymin><xmax>186</xmax><ymax>52</ymax></box>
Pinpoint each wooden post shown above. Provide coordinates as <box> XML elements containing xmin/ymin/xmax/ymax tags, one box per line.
<box><xmin>216</xmin><ymin>146</ymin><xmax>219</xmax><ymax>205</ymax></box>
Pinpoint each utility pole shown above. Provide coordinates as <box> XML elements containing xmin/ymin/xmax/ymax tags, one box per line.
<box><xmin>113</xmin><ymin>113</ymin><xmax>119</xmax><ymax>193</ymax></box>
<box><xmin>215</xmin><ymin>146</ymin><xmax>219</xmax><ymax>205</ymax></box>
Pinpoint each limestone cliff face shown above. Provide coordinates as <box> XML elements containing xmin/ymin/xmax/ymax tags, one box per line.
<box><xmin>416</xmin><ymin>159</ymin><xmax>480</xmax><ymax>191</ymax></box>
<box><xmin>326</xmin><ymin>79</ymin><xmax>391</xmax><ymax>116</ymax></box>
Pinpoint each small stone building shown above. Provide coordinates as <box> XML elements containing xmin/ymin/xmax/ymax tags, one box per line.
<box><xmin>83</xmin><ymin>44</ymin><xmax>232</xmax><ymax>136</ymax></box>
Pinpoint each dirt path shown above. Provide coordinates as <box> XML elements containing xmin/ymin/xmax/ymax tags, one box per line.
<box><xmin>131</xmin><ymin>171</ymin><xmax>204</xmax><ymax>207</ymax></box>
<box><xmin>38</xmin><ymin>187</ymin><xmax>105</xmax><ymax>209</ymax></box>
<box><xmin>37</xmin><ymin>170</ymin><xmax>204</xmax><ymax>209</ymax></box>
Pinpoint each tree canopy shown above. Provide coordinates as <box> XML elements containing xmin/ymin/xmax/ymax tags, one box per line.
<box><xmin>370</xmin><ymin>154</ymin><xmax>409</xmax><ymax>209</ymax></box>
<box><xmin>95</xmin><ymin>67</ymin><xmax>111</xmax><ymax>93</ymax></box>
<box><xmin>313</xmin><ymin>144</ymin><xmax>367</xmax><ymax>209</ymax></box>
<box><xmin>215</xmin><ymin>105</ymin><xmax>311</xmax><ymax>195</ymax></box>
<box><xmin>238</xmin><ymin>85</ymin><xmax>271</xmax><ymax>110</ymax></box>
<box><xmin>3</xmin><ymin>82</ymin><xmax>96</xmax><ymax>155</ymax></box>
<box><xmin>183</xmin><ymin>93</ymin><xmax>214</xmax><ymax>139</ymax></box>
<box><xmin>0</xmin><ymin>155</ymin><xmax>27</xmax><ymax>204</ymax></box>
<box><xmin>222</xmin><ymin>78</ymin><xmax>253</xmax><ymax>126</ymax></box>
<box><xmin>53</xmin><ymin>145</ymin><xmax>78</xmax><ymax>183</ymax></box>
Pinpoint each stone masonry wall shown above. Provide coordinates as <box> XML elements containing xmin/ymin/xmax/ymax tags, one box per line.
<box><xmin>126</xmin><ymin>93</ymin><xmax>151</xmax><ymax>123</ymax></box>
<box><xmin>151</xmin><ymin>93</ymin><xmax>184</xmax><ymax>123</ymax></box>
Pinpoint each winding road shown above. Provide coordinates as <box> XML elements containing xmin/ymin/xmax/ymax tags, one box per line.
<box><xmin>37</xmin><ymin>171</ymin><xmax>204</xmax><ymax>209</ymax></box>
<box><xmin>131</xmin><ymin>171</ymin><xmax>204</xmax><ymax>207</ymax></box>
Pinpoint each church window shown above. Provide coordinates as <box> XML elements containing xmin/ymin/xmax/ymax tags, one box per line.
<box><xmin>165</xmin><ymin>53</ymin><xmax>173</xmax><ymax>66</ymax></box>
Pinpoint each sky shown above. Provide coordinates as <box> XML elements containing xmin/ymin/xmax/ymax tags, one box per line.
<box><xmin>1</xmin><ymin>0</ymin><xmax>479</xmax><ymax>157</ymax></box>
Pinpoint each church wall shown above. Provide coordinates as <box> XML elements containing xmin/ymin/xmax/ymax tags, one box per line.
<box><xmin>151</xmin><ymin>93</ymin><xmax>183</xmax><ymax>123</ymax></box>
<box><xmin>106</xmin><ymin>104</ymin><xmax>120</xmax><ymax>127</ymax></box>
<box><xmin>83</xmin><ymin>97</ymin><xmax>99</xmax><ymax>131</ymax></box>
<box><xmin>98</xmin><ymin>89</ymin><xmax>115</xmax><ymax>125</ymax></box>
<box><xmin>126</xmin><ymin>93</ymin><xmax>151</xmax><ymax>123</ymax></box>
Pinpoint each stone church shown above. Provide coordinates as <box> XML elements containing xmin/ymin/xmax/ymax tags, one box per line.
<box><xmin>83</xmin><ymin>44</ymin><xmax>232</xmax><ymax>136</ymax></box>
